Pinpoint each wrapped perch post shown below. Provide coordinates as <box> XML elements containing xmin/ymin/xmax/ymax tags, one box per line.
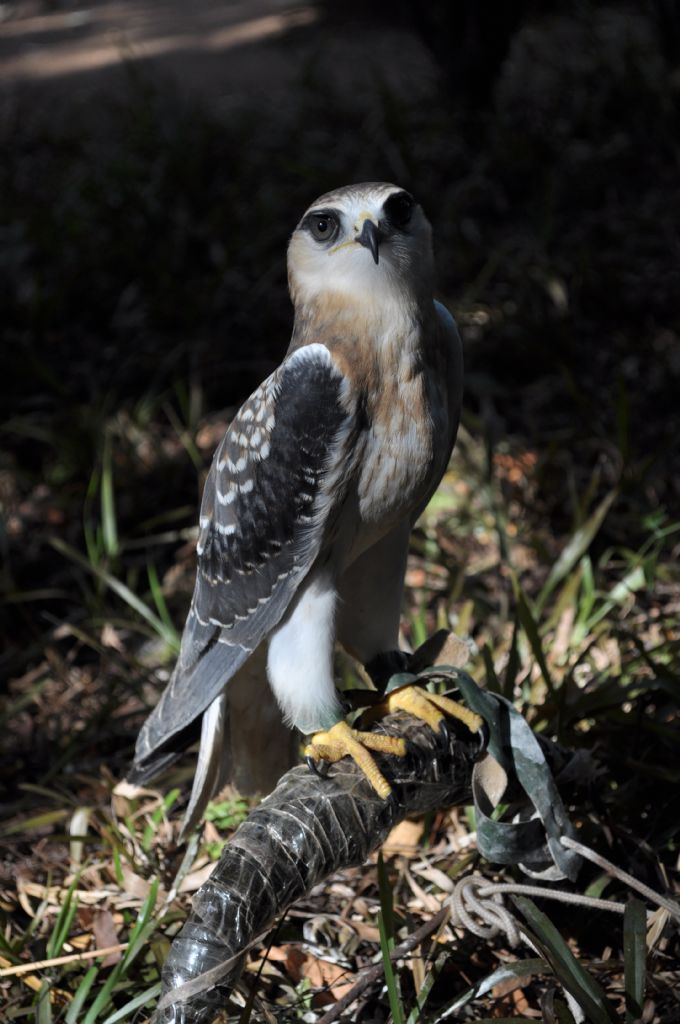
<box><xmin>154</xmin><ymin>702</ymin><xmax>482</xmax><ymax>1022</ymax></box>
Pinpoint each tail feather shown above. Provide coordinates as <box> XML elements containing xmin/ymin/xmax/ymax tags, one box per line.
<box><xmin>129</xmin><ymin>642</ymin><xmax>299</xmax><ymax>834</ymax></box>
<box><xmin>179</xmin><ymin>692</ymin><xmax>230</xmax><ymax>838</ymax></box>
<box><xmin>129</xmin><ymin>634</ymin><xmax>250</xmax><ymax>783</ymax></box>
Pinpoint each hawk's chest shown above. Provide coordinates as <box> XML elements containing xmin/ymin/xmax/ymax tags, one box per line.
<box><xmin>356</xmin><ymin>369</ymin><xmax>441</xmax><ymax>526</ymax></box>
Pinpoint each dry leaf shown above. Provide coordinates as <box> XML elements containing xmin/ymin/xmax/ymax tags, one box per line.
<box><xmin>403</xmin><ymin>868</ymin><xmax>441</xmax><ymax>913</ymax></box>
<box><xmin>299</xmin><ymin>953</ymin><xmax>355</xmax><ymax>1003</ymax></box>
<box><xmin>348</xmin><ymin>919</ymin><xmax>381</xmax><ymax>943</ymax></box>
<box><xmin>284</xmin><ymin>945</ymin><xmax>306</xmax><ymax>981</ymax></box>
<box><xmin>412</xmin><ymin>862</ymin><xmax>454</xmax><ymax>893</ymax></box>
<box><xmin>178</xmin><ymin>860</ymin><xmax>217</xmax><ymax>893</ymax></box>
<box><xmin>93</xmin><ymin>909</ymin><xmax>121</xmax><ymax>967</ymax></box>
<box><xmin>100</xmin><ymin>623</ymin><xmax>125</xmax><ymax>651</ymax></box>
<box><xmin>383</xmin><ymin>819</ymin><xmax>423</xmax><ymax>857</ymax></box>
<box><xmin>119</xmin><ymin>865</ymin><xmax>153</xmax><ymax>900</ymax></box>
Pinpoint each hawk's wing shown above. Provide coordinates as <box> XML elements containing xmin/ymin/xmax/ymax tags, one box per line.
<box><xmin>130</xmin><ymin>343</ymin><xmax>358</xmax><ymax>782</ymax></box>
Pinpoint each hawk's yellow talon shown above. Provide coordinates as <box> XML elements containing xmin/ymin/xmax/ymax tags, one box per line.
<box><xmin>377</xmin><ymin>684</ymin><xmax>483</xmax><ymax>736</ymax></box>
<box><xmin>305</xmin><ymin>720</ymin><xmax>406</xmax><ymax>800</ymax></box>
<box><xmin>424</xmin><ymin>691</ymin><xmax>483</xmax><ymax>733</ymax></box>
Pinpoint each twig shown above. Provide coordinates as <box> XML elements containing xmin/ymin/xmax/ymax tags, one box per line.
<box><xmin>315</xmin><ymin>905</ymin><xmax>449</xmax><ymax>1024</ymax></box>
<box><xmin>0</xmin><ymin>942</ymin><xmax>128</xmax><ymax>977</ymax></box>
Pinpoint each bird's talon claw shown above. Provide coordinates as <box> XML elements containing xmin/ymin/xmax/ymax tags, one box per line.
<box><xmin>386</xmin><ymin>789</ymin><xmax>400</xmax><ymax>815</ymax></box>
<box><xmin>438</xmin><ymin>717</ymin><xmax>450</xmax><ymax>746</ymax></box>
<box><xmin>403</xmin><ymin>737</ymin><xmax>418</xmax><ymax>759</ymax></box>
<box><xmin>306</xmin><ymin>755</ymin><xmax>328</xmax><ymax>778</ymax></box>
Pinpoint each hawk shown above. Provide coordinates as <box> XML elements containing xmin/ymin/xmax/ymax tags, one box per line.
<box><xmin>129</xmin><ymin>182</ymin><xmax>481</xmax><ymax>833</ymax></box>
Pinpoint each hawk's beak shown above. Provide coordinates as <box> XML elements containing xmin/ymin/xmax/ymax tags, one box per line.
<box><xmin>356</xmin><ymin>219</ymin><xmax>383</xmax><ymax>264</ymax></box>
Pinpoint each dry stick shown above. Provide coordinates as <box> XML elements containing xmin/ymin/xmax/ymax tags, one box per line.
<box><xmin>0</xmin><ymin>943</ymin><xmax>128</xmax><ymax>977</ymax></box>
<box><xmin>316</xmin><ymin>905</ymin><xmax>450</xmax><ymax>1024</ymax></box>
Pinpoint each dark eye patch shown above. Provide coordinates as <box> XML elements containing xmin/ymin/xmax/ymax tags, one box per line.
<box><xmin>302</xmin><ymin>209</ymin><xmax>340</xmax><ymax>244</ymax></box>
<box><xmin>383</xmin><ymin>191</ymin><xmax>415</xmax><ymax>229</ymax></box>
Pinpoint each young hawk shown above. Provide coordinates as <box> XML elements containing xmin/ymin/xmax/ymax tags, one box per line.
<box><xmin>129</xmin><ymin>182</ymin><xmax>480</xmax><ymax>833</ymax></box>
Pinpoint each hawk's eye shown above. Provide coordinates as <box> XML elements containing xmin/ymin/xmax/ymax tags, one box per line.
<box><xmin>307</xmin><ymin>212</ymin><xmax>339</xmax><ymax>243</ymax></box>
<box><xmin>384</xmin><ymin>191</ymin><xmax>414</xmax><ymax>229</ymax></box>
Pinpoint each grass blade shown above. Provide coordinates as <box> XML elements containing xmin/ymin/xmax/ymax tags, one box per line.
<box><xmin>482</xmin><ymin>643</ymin><xmax>501</xmax><ymax>693</ymax></box>
<box><xmin>449</xmin><ymin>957</ymin><xmax>547</xmax><ymax>1014</ymax></box>
<box><xmin>377</xmin><ymin>853</ymin><xmax>404</xmax><ymax>1024</ymax></box>
<box><xmin>36</xmin><ymin>979</ymin><xmax>53</xmax><ymax>1024</ymax></box>
<box><xmin>623</xmin><ymin>898</ymin><xmax>646</xmax><ymax>1022</ymax></box>
<box><xmin>81</xmin><ymin>880</ymin><xmax>159</xmax><ymax>1024</ymax></box>
<box><xmin>101</xmin><ymin>432</ymin><xmax>119</xmax><ymax>559</ymax></box>
<box><xmin>50</xmin><ymin>537</ymin><xmax>179</xmax><ymax>652</ymax></box>
<box><xmin>46</xmin><ymin>876</ymin><xmax>80</xmax><ymax>960</ymax></box>
<box><xmin>377</xmin><ymin>851</ymin><xmax>396</xmax><ymax>945</ymax></box>
<box><xmin>147</xmin><ymin>560</ymin><xmax>179</xmax><ymax>642</ymax></box>
<box><xmin>65</xmin><ymin>965</ymin><xmax>99</xmax><ymax>1024</ymax></box>
<box><xmin>503</xmin><ymin>616</ymin><xmax>520</xmax><ymax>700</ymax></box>
<box><xmin>100</xmin><ymin>980</ymin><xmax>162</xmax><ymax>1024</ymax></box>
<box><xmin>378</xmin><ymin>909</ymin><xmax>404</xmax><ymax>1024</ymax></box>
<box><xmin>537</xmin><ymin>489</ymin><xmax>618</xmax><ymax>613</ymax></box>
<box><xmin>512</xmin><ymin>576</ymin><xmax>556</xmax><ymax>695</ymax></box>
<box><xmin>514</xmin><ymin>897</ymin><xmax>617</xmax><ymax>1024</ymax></box>
<box><xmin>405</xmin><ymin>952</ymin><xmax>447</xmax><ymax>1024</ymax></box>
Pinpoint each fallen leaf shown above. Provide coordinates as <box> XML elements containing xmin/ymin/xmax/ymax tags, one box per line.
<box><xmin>383</xmin><ymin>819</ymin><xmax>423</xmax><ymax>856</ymax></box>
<box><xmin>178</xmin><ymin>860</ymin><xmax>217</xmax><ymax>893</ymax></box>
<box><xmin>300</xmin><ymin>953</ymin><xmax>355</xmax><ymax>1003</ymax></box>
<box><xmin>93</xmin><ymin>909</ymin><xmax>121</xmax><ymax>967</ymax></box>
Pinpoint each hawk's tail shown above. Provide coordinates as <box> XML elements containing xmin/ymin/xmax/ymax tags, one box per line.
<box><xmin>128</xmin><ymin>644</ymin><xmax>300</xmax><ymax>836</ymax></box>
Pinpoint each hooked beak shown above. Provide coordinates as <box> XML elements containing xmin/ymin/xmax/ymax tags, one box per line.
<box><xmin>356</xmin><ymin>219</ymin><xmax>383</xmax><ymax>264</ymax></box>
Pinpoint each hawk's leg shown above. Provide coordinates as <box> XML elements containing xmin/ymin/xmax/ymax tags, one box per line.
<box><xmin>307</xmin><ymin>631</ymin><xmax>483</xmax><ymax>799</ymax></box>
<box><xmin>304</xmin><ymin>721</ymin><xmax>406</xmax><ymax>800</ymax></box>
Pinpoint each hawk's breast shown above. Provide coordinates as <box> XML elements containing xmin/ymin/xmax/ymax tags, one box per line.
<box><xmin>357</xmin><ymin>369</ymin><xmax>439</xmax><ymax>527</ymax></box>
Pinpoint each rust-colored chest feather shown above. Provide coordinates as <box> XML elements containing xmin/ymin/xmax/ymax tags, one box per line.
<box><xmin>323</xmin><ymin>308</ymin><xmax>449</xmax><ymax>529</ymax></box>
<box><xmin>357</xmin><ymin>371</ymin><xmax>436</xmax><ymax>525</ymax></box>
<box><xmin>288</xmin><ymin>296</ymin><xmax>453</xmax><ymax>544</ymax></box>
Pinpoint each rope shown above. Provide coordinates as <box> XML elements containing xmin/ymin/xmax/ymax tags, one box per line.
<box><xmin>447</xmin><ymin>835</ymin><xmax>680</xmax><ymax>948</ymax></box>
<box><xmin>448</xmin><ymin>875</ymin><xmax>521</xmax><ymax>946</ymax></box>
<box><xmin>561</xmin><ymin>835</ymin><xmax>680</xmax><ymax>923</ymax></box>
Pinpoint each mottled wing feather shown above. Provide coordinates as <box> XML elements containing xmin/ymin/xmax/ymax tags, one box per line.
<box><xmin>131</xmin><ymin>344</ymin><xmax>356</xmax><ymax>780</ymax></box>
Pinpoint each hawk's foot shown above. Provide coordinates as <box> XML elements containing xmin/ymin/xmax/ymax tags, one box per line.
<box><xmin>304</xmin><ymin>720</ymin><xmax>407</xmax><ymax>800</ymax></box>
<box><xmin>370</xmin><ymin>684</ymin><xmax>483</xmax><ymax>741</ymax></box>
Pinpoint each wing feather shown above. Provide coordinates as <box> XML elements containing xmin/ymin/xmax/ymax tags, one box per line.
<box><xmin>130</xmin><ymin>344</ymin><xmax>358</xmax><ymax>780</ymax></box>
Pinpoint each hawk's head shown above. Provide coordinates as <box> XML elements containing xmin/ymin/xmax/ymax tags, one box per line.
<box><xmin>287</xmin><ymin>182</ymin><xmax>434</xmax><ymax>309</ymax></box>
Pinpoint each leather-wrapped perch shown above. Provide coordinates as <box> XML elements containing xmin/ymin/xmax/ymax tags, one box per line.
<box><xmin>154</xmin><ymin>704</ymin><xmax>482</xmax><ymax>1023</ymax></box>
